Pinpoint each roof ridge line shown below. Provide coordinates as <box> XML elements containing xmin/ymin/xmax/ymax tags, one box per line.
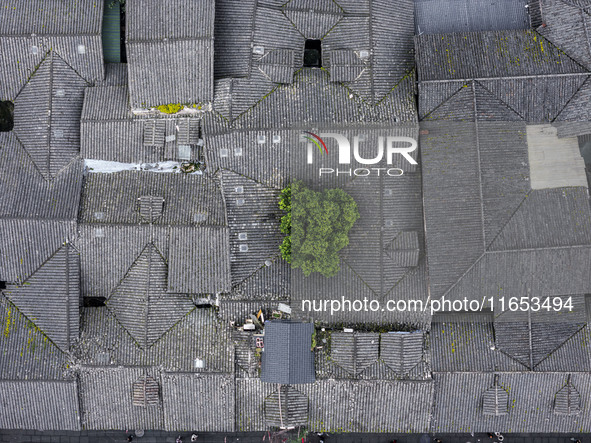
<box><xmin>420</xmin><ymin>71</ymin><xmax>590</xmax><ymax>84</ymax></box>
<box><xmin>473</xmin><ymin>79</ymin><xmax>526</xmax><ymax>121</ymax></box>
<box><xmin>0</xmin><ymin>293</ymin><xmax>69</xmax><ymax>355</ymax></box>
<box><xmin>486</xmin><ymin>243</ymin><xmax>591</xmax><ymax>254</ymax></box>
<box><xmin>533</xmin><ymin>323</ymin><xmax>588</xmax><ymax>369</ymax></box>
<box><xmin>9</xmin><ymin>131</ymin><xmax>51</xmax><ymax>182</ymax></box>
<box><xmin>552</xmin><ymin>75</ymin><xmax>591</xmax><ymax>121</ymax></box>
<box><xmin>484</xmin><ymin>190</ymin><xmax>531</xmax><ymax>251</ymax></box>
<box><xmin>439</xmin><ymin>252</ymin><xmax>487</xmax><ymax>300</ymax></box>
<box><xmin>12</xmin><ymin>240</ymin><xmax>71</xmax><ymax>286</ymax></box>
<box><xmin>419</xmin><ymin>82</ymin><xmax>471</xmax><ymax>121</ymax></box>
<box><xmin>340</xmin><ymin>258</ymin><xmax>381</xmax><ymax>299</ymax></box>
<box><xmin>375</xmin><ymin>68</ymin><xmax>416</xmax><ymax>107</ymax></box>
<box><xmin>49</xmin><ymin>49</ymin><xmax>91</xmax><ymax>87</ymax></box>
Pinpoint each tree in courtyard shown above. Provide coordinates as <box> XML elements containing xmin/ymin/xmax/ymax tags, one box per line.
<box><xmin>279</xmin><ymin>181</ymin><xmax>359</xmax><ymax>277</ymax></box>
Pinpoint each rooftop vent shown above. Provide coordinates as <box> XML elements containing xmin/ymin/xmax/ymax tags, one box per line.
<box><xmin>273</xmin><ymin>135</ymin><xmax>281</xmax><ymax>144</ymax></box>
<box><xmin>31</xmin><ymin>45</ymin><xmax>39</xmax><ymax>55</ymax></box>
<box><xmin>0</xmin><ymin>101</ymin><xmax>14</xmax><ymax>132</ymax></box>
<box><xmin>238</xmin><ymin>233</ymin><xmax>248</xmax><ymax>241</ymax></box>
<box><xmin>239</xmin><ymin>244</ymin><xmax>249</xmax><ymax>252</ymax></box>
<box><xmin>253</xmin><ymin>45</ymin><xmax>265</xmax><ymax>55</ymax></box>
<box><xmin>94</xmin><ymin>228</ymin><xmax>105</xmax><ymax>238</ymax></box>
<box><xmin>235</xmin><ymin>186</ymin><xmax>244</xmax><ymax>194</ymax></box>
<box><xmin>194</xmin><ymin>358</ymin><xmax>205</xmax><ymax>369</ymax></box>
<box><xmin>482</xmin><ymin>375</ymin><xmax>509</xmax><ymax>416</ymax></box>
<box><xmin>234</xmin><ymin>147</ymin><xmax>243</xmax><ymax>156</ymax></box>
<box><xmin>304</xmin><ymin>40</ymin><xmax>322</xmax><ymax>68</ymax></box>
<box><xmin>132</xmin><ymin>376</ymin><xmax>159</xmax><ymax>407</ymax></box>
<box><xmin>220</xmin><ymin>148</ymin><xmax>229</xmax><ymax>157</ymax></box>
<box><xmin>77</xmin><ymin>44</ymin><xmax>86</xmax><ymax>54</ymax></box>
<box><xmin>143</xmin><ymin>120</ymin><xmax>165</xmax><ymax>147</ymax></box>
<box><xmin>554</xmin><ymin>375</ymin><xmax>581</xmax><ymax>416</ymax></box>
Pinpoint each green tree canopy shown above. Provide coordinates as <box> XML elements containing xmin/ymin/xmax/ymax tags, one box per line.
<box><xmin>279</xmin><ymin>181</ymin><xmax>360</xmax><ymax>277</ymax></box>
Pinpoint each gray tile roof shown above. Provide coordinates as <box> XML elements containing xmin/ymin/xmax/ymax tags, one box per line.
<box><xmin>235</xmin><ymin>378</ymin><xmax>276</xmax><ymax>431</ymax></box>
<box><xmin>77</xmin><ymin>307</ymin><xmax>234</xmax><ymax>373</ymax></box>
<box><xmin>0</xmin><ymin>380</ymin><xmax>81</xmax><ymax>430</ymax></box>
<box><xmin>79</xmin><ymin>171</ymin><xmax>226</xmax><ymax>226</ymax></box>
<box><xmin>210</xmin><ymin>0</ymin><xmax>417</xmax><ymax>121</ymax></box>
<box><xmin>264</xmin><ymin>385</ymin><xmax>309</xmax><ymax>428</ymax></box>
<box><xmin>3</xmin><ymin>243</ymin><xmax>79</xmax><ymax>352</ymax></box>
<box><xmin>162</xmin><ymin>373</ymin><xmax>235</xmax><ymax>432</ymax></box>
<box><xmin>12</xmin><ymin>52</ymin><xmax>88</xmax><ymax>180</ymax></box>
<box><xmin>421</xmin><ymin>120</ymin><xmax>591</xmax><ymax>300</ymax></box>
<box><xmin>431</xmin><ymin>313</ymin><xmax>529</xmax><ymax>372</ymax></box>
<box><xmin>432</xmin><ymin>372</ymin><xmax>591</xmax><ymax>432</ymax></box>
<box><xmin>212</xmin><ymin>66</ymin><xmax>415</xmax><ymax>129</ymax></box>
<box><xmin>229</xmin><ymin>257</ymin><xmax>290</xmax><ymax>301</ymax></box>
<box><xmin>494</xmin><ymin>297</ymin><xmax>587</xmax><ymax>369</ymax></box>
<box><xmin>0</xmin><ymin>219</ymin><xmax>77</xmax><ymax>284</ymax></box>
<box><xmin>261</xmin><ymin>320</ymin><xmax>315</xmax><ymax>384</ymax></box>
<box><xmin>219</xmin><ymin>300</ymin><xmax>288</xmax><ymax>324</ymax></box>
<box><xmin>76</xmin><ymin>224</ymin><xmax>168</xmax><ymax>299</ymax></box>
<box><xmin>236</xmin><ymin>377</ymin><xmax>434</xmax><ymax>432</ymax></box>
<box><xmin>381</xmin><ymin>331</ymin><xmax>426</xmax><ymax>375</ymax></box>
<box><xmin>534</xmin><ymin>325</ymin><xmax>591</xmax><ymax>372</ymax></box>
<box><xmin>314</xmin><ymin>331</ymin><xmax>429</xmax><ymax>380</ymax></box>
<box><xmin>0</xmin><ymin>134</ymin><xmax>84</xmax><ymax>220</ymax></box>
<box><xmin>106</xmin><ymin>243</ymin><xmax>195</xmax><ymax>348</ymax></box>
<box><xmin>213</xmin><ymin>0</ymin><xmax>257</xmax><ymax>79</ymax></box>
<box><xmin>0</xmin><ymin>296</ymin><xmax>69</xmax><ymax>380</ymax></box>
<box><xmin>220</xmin><ymin>170</ymin><xmax>284</xmax><ymax>287</ymax></box>
<box><xmin>0</xmin><ymin>36</ymin><xmax>47</xmax><ymax>100</ymax></box>
<box><xmin>301</xmin><ymin>379</ymin><xmax>434</xmax><ymax>432</ymax></box>
<box><xmin>0</xmin><ymin>0</ymin><xmax>104</xmax><ymax>97</ymax></box>
<box><xmin>81</xmin><ymin>85</ymin><xmax>204</xmax><ymax>163</ymax></box>
<box><xmin>415</xmin><ymin>28</ymin><xmax>591</xmax><ymax>121</ymax></box>
<box><xmin>416</xmin><ymin>30</ymin><xmax>588</xmax><ymax>82</ymax></box>
<box><xmin>0</xmin><ymin>0</ymin><xmax>102</xmax><ymax>36</ymax></box>
<box><xmin>538</xmin><ymin>0</ymin><xmax>591</xmax><ymax>70</ymax></box>
<box><xmin>79</xmin><ymin>366</ymin><xmax>164</xmax><ymax>430</ymax></box>
<box><xmin>99</xmin><ymin>63</ymin><xmax>129</xmax><ymax>87</ymax></box>
<box><xmin>330</xmin><ymin>332</ymin><xmax>380</xmax><ymax>376</ymax></box>
<box><xmin>414</xmin><ymin>0</ymin><xmax>530</xmax><ymax>35</ymax></box>
<box><xmin>125</xmin><ymin>0</ymin><xmax>215</xmax><ymax>107</ymax></box>
<box><xmin>167</xmin><ymin>226</ymin><xmax>231</xmax><ymax>294</ymax></box>
<box><xmin>554</xmin><ymin>120</ymin><xmax>591</xmax><ymax>137</ymax></box>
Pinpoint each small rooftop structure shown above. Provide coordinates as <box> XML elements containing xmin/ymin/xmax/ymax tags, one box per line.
<box><xmin>261</xmin><ymin>321</ymin><xmax>315</xmax><ymax>384</ymax></box>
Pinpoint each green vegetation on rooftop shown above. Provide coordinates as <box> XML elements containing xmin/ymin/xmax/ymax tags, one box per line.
<box><xmin>279</xmin><ymin>181</ymin><xmax>359</xmax><ymax>278</ymax></box>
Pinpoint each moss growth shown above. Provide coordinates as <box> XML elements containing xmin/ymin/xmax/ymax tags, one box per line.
<box><xmin>157</xmin><ymin>103</ymin><xmax>184</xmax><ymax>114</ymax></box>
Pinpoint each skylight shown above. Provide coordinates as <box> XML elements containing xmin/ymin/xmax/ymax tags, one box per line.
<box><xmin>304</xmin><ymin>39</ymin><xmax>322</xmax><ymax>68</ymax></box>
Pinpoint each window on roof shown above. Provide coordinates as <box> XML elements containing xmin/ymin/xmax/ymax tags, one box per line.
<box><xmin>304</xmin><ymin>39</ymin><xmax>322</xmax><ymax>68</ymax></box>
<box><xmin>0</xmin><ymin>101</ymin><xmax>14</xmax><ymax>132</ymax></box>
<box><xmin>84</xmin><ymin>297</ymin><xmax>107</xmax><ymax>307</ymax></box>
